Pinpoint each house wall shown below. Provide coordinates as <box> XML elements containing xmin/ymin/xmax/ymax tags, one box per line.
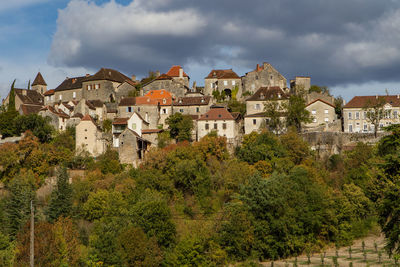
<box><xmin>172</xmin><ymin>103</ymin><xmax>212</xmax><ymax>116</ymax></box>
<box><xmin>44</xmin><ymin>95</ymin><xmax>55</xmax><ymax>105</ymax></box>
<box><xmin>82</xmin><ymin>80</ymin><xmax>119</xmax><ymax>102</ymax></box>
<box><xmin>343</xmin><ymin>107</ymin><xmax>400</xmax><ymax>133</ymax></box>
<box><xmin>246</xmin><ymin>99</ymin><xmax>287</xmax><ymax>115</ymax></box>
<box><xmin>204</xmin><ymin>78</ymin><xmax>242</xmax><ymax>97</ymax></box>
<box><xmin>39</xmin><ymin>110</ymin><xmax>59</xmax><ymax>130</ymax></box>
<box><xmin>116</xmin><ymin>82</ymin><xmax>135</xmax><ymax>101</ymax></box>
<box><xmin>306</xmin><ymin>101</ymin><xmax>336</xmax><ymax>128</ymax></box>
<box><xmin>244</xmin><ymin>117</ymin><xmax>266</xmax><ymax>134</ymax></box>
<box><xmin>142</xmin><ymin>79</ymin><xmax>187</xmax><ymax>97</ymax></box>
<box><xmin>118</xmin><ymin>131</ymin><xmax>139</xmax><ymax>165</ymax></box>
<box><xmin>54</xmin><ymin>88</ymin><xmax>82</xmax><ymax>102</ymax></box>
<box><xmin>242</xmin><ymin>63</ymin><xmax>287</xmax><ymax>94</ymax></box>
<box><xmin>118</xmin><ymin>105</ymin><xmax>159</xmax><ymax>128</ymax></box>
<box><xmin>76</xmin><ymin>120</ymin><xmax>105</xmax><ymax>157</ymax></box>
<box><xmin>197</xmin><ymin>119</ymin><xmax>236</xmax><ymax>140</ymax></box>
<box><xmin>32</xmin><ymin>84</ymin><xmax>46</xmax><ymax>95</ymax></box>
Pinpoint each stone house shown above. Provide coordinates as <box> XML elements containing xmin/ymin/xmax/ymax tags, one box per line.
<box><xmin>172</xmin><ymin>96</ymin><xmax>212</xmax><ymax>116</ymax></box>
<box><xmin>343</xmin><ymin>95</ymin><xmax>400</xmax><ymax>133</ymax></box>
<box><xmin>290</xmin><ymin>76</ymin><xmax>311</xmax><ymax>93</ymax></box>
<box><xmin>75</xmin><ymin>115</ymin><xmax>107</xmax><ymax>157</ymax></box>
<box><xmin>244</xmin><ymin>87</ymin><xmax>289</xmax><ymax>134</ymax></box>
<box><xmin>242</xmin><ymin>63</ymin><xmax>287</xmax><ymax>94</ymax></box>
<box><xmin>117</xmin><ymin>128</ymin><xmax>151</xmax><ymax>166</ymax></box>
<box><xmin>197</xmin><ymin>106</ymin><xmax>242</xmax><ymax>144</ymax></box>
<box><xmin>73</xmin><ymin>99</ymin><xmax>97</xmax><ymax>119</ymax></box>
<box><xmin>54</xmin><ymin>68</ymin><xmax>134</xmax><ymax>103</ymax></box>
<box><xmin>112</xmin><ymin>112</ymin><xmax>150</xmax><ymax>147</ymax></box>
<box><xmin>204</xmin><ymin>69</ymin><xmax>242</xmax><ymax>98</ymax></box>
<box><xmin>142</xmin><ymin>66</ymin><xmax>190</xmax><ymax>97</ymax></box>
<box><xmin>18</xmin><ymin>104</ymin><xmax>43</xmax><ymax>115</ymax></box>
<box><xmin>305</xmin><ymin>99</ymin><xmax>336</xmax><ymax>129</ymax></box>
<box><xmin>142</xmin><ymin>129</ymin><xmax>163</xmax><ymax>146</ymax></box>
<box><xmin>39</xmin><ymin>106</ymin><xmax>70</xmax><ymax>131</ymax></box>
<box><xmin>44</xmin><ymin>89</ymin><xmax>55</xmax><ymax>105</ymax></box>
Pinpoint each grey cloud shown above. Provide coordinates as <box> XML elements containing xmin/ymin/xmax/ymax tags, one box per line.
<box><xmin>49</xmin><ymin>0</ymin><xmax>400</xmax><ymax>88</ymax></box>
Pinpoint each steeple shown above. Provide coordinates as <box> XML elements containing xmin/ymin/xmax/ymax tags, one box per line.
<box><xmin>31</xmin><ymin>72</ymin><xmax>47</xmax><ymax>95</ymax></box>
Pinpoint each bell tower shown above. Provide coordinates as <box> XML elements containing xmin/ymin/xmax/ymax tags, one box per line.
<box><xmin>31</xmin><ymin>72</ymin><xmax>47</xmax><ymax>95</ymax></box>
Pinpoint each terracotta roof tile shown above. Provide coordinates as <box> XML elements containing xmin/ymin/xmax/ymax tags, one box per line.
<box><xmin>32</xmin><ymin>72</ymin><xmax>47</xmax><ymax>86</ymax></box>
<box><xmin>344</xmin><ymin>95</ymin><xmax>400</xmax><ymax>108</ymax></box>
<box><xmin>119</xmin><ymin>97</ymin><xmax>136</xmax><ymax>106</ymax></box>
<box><xmin>155</xmin><ymin>74</ymin><xmax>173</xmax><ymax>80</ymax></box>
<box><xmin>246</xmin><ymin>87</ymin><xmax>289</xmax><ymax>101</ymax></box>
<box><xmin>113</xmin><ymin>117</ymin><xmax>129</xmax><ymax>125</ymax></box>
<box><xmin>166</xmin><ymin>65</ymin><xmax>189</xmax><ymax>78</ymax></box>
<box><xmin>306</xmin><ymin>98</ymin><xmax>335</xmax><ymax>108</ymax></box>
<box><xmin>205</xmin><ymin>69</ymin><xmax>240</xmax><ymax>79</ymax></box>
<box><xmin>43</xmin><ymin>89</ymin><xmax>55</xmax><ymax>96</ymax></box>
<box><xmin>198</xmin><ymin>107</ymin><xmax>235</xmax><ymax>121</ymax></box>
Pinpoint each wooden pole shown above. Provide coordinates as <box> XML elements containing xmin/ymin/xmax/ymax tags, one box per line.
<box><xmin>30</xmin><ymin>200</ymin><xmax>34</xmax><ymax>267</ymax></box>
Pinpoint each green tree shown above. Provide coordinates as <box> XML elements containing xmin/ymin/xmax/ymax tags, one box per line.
<box><xmin>264</xmin><ymin>101</ymin><xmax>284</xmax><ymax>134</ymax></box>
<box><xmin>212</xmin><ymin>90</ymin><xmax>221</xmax><ymax>102</ymax></box>
<box><xmin>166</xmin><ymin>113</ymin><xmax>194</xmax><ymax>142</ymax></box>
<box><xmin>6</xmin><ymin>169</ymin><xmax>36</xmax><ymax>238</ymax></box>
<box><xmin>228</xmin><ymin>99</ymin><xmax>246</xmax><ymax>116</ymax></box>
<box><xmin>46</xmin><ymin>167</ymin><xmax>73</xmax><ymax>222</ymax></box>
<box><xmin>309</xmin><ymin>85</ymin><xmax>330</xmax><ymax>94</ymax></box>
<box><xmin>285</xmin><ymin>94</ymin><xmax>312</xmax><ymax>132</ymax></box>
<box><xmin>117</xmin><ymin>226</ymin><xmax>163</xmax><ymax>266</ymax></box>
<box><xmin>83</xmin><ymin>190</ymin><xmax>127</xmax><ymax>221</ymax></box>
<box><xmin>14</xmin><ymin>114</ymin><xmax>54</xmax><ymax>142</ymax></box>
<box><xmin>334</xmin><ymin>96</ymin><xmax>344</xmax><ymax>119</ymax></box>
<box><xmin>8</xmin><ymin>79</ymin><xmax>16</xmax><ymax>112</ymax></box>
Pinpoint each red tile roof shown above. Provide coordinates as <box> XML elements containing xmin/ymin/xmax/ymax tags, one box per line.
<box><xmin>205</xmin><ymin>69</ymin><xmax>240</xmax><ymax>79</ymax></box>
<box><xmin>306</xmin><ymin>98</ymin><xmax>335</xmax><ymax>108</ymax></box>
<box><xmin>145</xmin><ymin>89</ymin><xmax>172</xmax><ymax>99</ymax></box>
<box><xmin>166</xmin><ymin>65</ymin><xmax>189</xmax><ymax>78</ymax></box>
<box><xmin>32</xmin><ymin>72</ymin><xmax>47</xmax><ymax>86</ymax></box>
<box><xmin>198</xmin><ymin>107</ymin><xmax>235</xmax><ymax>121</ymax></box>
<box><xmin>113</xmin><ymin>117</ymin><xmax>129</xmax><ymax>125</ymax></box>
<box><xmin>155</xmin><ymin>73</ymin><xmax>173</xmax><ymax>80</ymax></box>
<box><xmin>44</xmin><ymin>89</ymin><xmax>55</xmax><ymax>96</ymax></box>
<box><xmin>119</xmin><ymin>97</ymin><xmax>136</xmax><ymax>106</ymax></box>
<box><xmin>344</xmin><ymin>95</ymin><xmax>400</xmax><ymax>108</ymax></box>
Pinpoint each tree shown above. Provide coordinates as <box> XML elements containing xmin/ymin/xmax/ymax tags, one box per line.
<box><xmin>6</xmin><ymin>169</ymin><xmax>36</xmax><ymax>238</ymax></box>
<box><xmin>212</xmin><ymin>90</ymin><xmax>221</xmax><ymax>102</ymax></box>
<box><xmin>14</xmin><ymin>114</ymin><xmax>54</xmax><ymax>142</ymax></box>
<box><xmin>8</xmin><ymin>79</ymin><xmax>16</xmax><ymax>112</ymax></box>
<box><xmin>309</xmin><ymin>85</ymin><xmax>330</xmax><ymax>95</ymax></box>
<box><xmin>285</xmin><ymin>94</ymin><xmax>312</xmax><ymax>132</ymax></box>
<box><xmin>334</xmin><ymin>96</ymin><xmax>344</xmax><ymax>119</ymax></box>
<box><xmin>264</xmin><ymin>101</ymin><xmax>284</xmax><ymax>134</ymax></box>
<box><xmin>102</xmin><ymin>119</ymin><xmax>112</xmax><ymax>133</ymax></box>
<box><xmin>117</xmin><ymin>226</ymin><xmax>163</xmax><ymax>266</ymax></box>
<box><xmin>363</xmin><ymin>96</ymin><xmax>386</xmax><ymax>138</ymax></box>
<box><xmin>46</xmin><ymin>167</ymin><xmax>73</xmax><ymax>222</ymax></box>
<box><xmin>166</xmin><ymin>113</ymin><xmax>194</xmax><ymax>142</ymax></box>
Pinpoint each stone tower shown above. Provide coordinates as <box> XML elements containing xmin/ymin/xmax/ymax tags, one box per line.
<box><xmin>31</xmin><ymin>72</ymin><xmax>47</xmax><ymax>95</ymax></box>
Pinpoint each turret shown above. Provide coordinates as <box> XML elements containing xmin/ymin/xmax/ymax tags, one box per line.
<box><xmin>31</xmin><ymin>72</ymin><xmax>47</xmax><ymax>95</ymax></box>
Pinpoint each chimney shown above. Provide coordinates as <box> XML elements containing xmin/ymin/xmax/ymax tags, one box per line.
<box><xmin>156</xmin><ymin>71</ymin><xmax>160</xmax><ymax>77</ymax></box>
<box><xmin>256</xmin><ymin>64</ymin><xmax>259</xmax><ymax>71</ymax></box>
<box><xmin>397</xmin><ymin>95</ymin><xmax>399</xmax><ymax>99</ymax></box>
<box><xmin>131</xmin><ymin>75</ymin><xmax>136</xmax><ymax>81</ymax></box>
<box><xmin>179</xmin><ymin>68</ymin><xmax>183</xmax><ymax>78</ymax></box>
<box><xmin>376</xmin><ymin>95</ymin><xmax>378</xmax><ymax>99</ymax></box>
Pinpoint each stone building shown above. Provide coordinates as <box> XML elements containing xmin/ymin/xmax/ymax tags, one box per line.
<box><xmin>117</xmin><ymin>128</ymin><xmax>151</xmax><ymax>166</ymax></box>
<box><xmin>305</xmin><ymin>99</ymin><xmax>336</xmax><ymax>129</ymax></box>
<box><xmin>204</xmin><ymin>69</ymin><xmax>242</xmax><ymax>98</ymax></box>
<box><xmin>39</xmin><ymin>106</ymin><xmax>70</xmax><ymax>131</ymax></box>
<box><xmin>196</xmin><ymin>106</ymin><xmax>242</xmax><ymax>144</ymax></box>
<box><xmin>54</xmin><ymin>68</ymin><xmax>135</xmax><ymax>103</ymax></box>
<box><xmin>75</xmin><ymin>115</ymin><xmax>107</xmax><ymax>157</ymax></box>
<box><xmin>290</xmin><ymin>76</ymin><xmax>311</xmax><ymax>93</ymax></box>
<box><xmin>172</xmin><ymin>96</ymin><xmax>212</xmax><ymax>116</ymax></box>
<box><xmin>343</xmin><ymin>95</ymin><xmax>400</xmax><ymax>133</ymax></box>
<box><xmin>244</xmin><ymin>87</ymin><xmax>289</xmax><ymax>134</ymax></box>
<box><xmin>44</xmin><ymin>89</ymin><xmax>55</xmax><ymax>105</ymax></box>
<box><xmin>31</xmin><ymin>72</ymin><xmax>47</xmax><ymax>95</ymax></box>
<box><xmin>242</xmin><ymin>63</ymin><xmax>287</xmax><ymax>94</ymax></box>
<box><xmin>142</xmin><ymin>66</ymin><xmax>190</xmax><ymax>97</ymax></box>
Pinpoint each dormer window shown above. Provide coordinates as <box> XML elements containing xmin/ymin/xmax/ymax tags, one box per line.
<box><xmin>179</xmin><ymin>99</ymin><xmax>182</xmax><ymax>103</ymax></box>
<box><xmin>161</xmin><ymin>90</ymin><xmax>164</xmax><ymax>94</ymax></box>
<box><xmin>278</xmin><ymin>94</ymin><xmax>281</xmax><ymax>99</ymax></box>
<box><xmin>218</xmin><ymin>114</ymin><xmax>222</xmax><ymax>118</ymax></box>
<box><xmin>201</xmin><ymin>99</ymin><xmax>204</xmax><ymax>103</ymax></box>
<box><xmin>163</xmin><ymin>98</ymin><xmax>166</xmax><ymax>104</ymax></box>
<box><xmin>260</xmin><ymin>93</ymin><xmax>265</xmax><ymax>99</ymax></box>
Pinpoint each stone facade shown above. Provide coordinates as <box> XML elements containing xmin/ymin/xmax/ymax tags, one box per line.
<box><xmin>343</xmin><ymin>95</ymin><xmax>400</xmax><ymax>133</ymax></box>
<box><xmin>305</xmin><ymin>99</ymin><xmax>336</xmax><ymax>129</ymax></box>
<box><xmin>242</xmin><ymin>63</ymin><xmax>287</xmax><ymax>94</ymax></box>
<box><xmin>245</xmin><ymin>87</ymin><xmax>289</xmax><ymax>115</ymax></box>
<box><xmin>118</xmin><ymin>128</ymin><xmax>150</xmax><ymax>166</ymax></box>
<box><xmin>290</xmin><ymin>76</ymin><xmax>311</xmax><ymax>93</ymax></box>
<box><xmin>204</xmin><ymin>69</ymin><xmax>242</xmax><ymax>98</ymax></box>
<box><xmin>76</xmin><ymin>115</ymin><xmax>106</xmax><ymax>157</ymax></box>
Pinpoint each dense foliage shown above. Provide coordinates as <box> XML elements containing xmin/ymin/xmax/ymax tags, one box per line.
<box><xmin>0</xmin><ymin>119</ymin><xmax>399</xmax><ymax>265</ymax></box>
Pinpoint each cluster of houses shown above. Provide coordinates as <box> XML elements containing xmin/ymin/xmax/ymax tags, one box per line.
<box><xmin>2</xmin><ymin>62</ymin><xmax>397</xmax><ymax>165</ymax></box>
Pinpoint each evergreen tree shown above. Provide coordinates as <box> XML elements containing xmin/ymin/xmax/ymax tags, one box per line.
<box><xmin>46</xmin><ymin>167</ymin><xmax>73</xmax><ymax>222</ymax></box>
<box><xmin>8</xmin><ymin>80</ymin><xmax>16</xmax><ymax>112</ymax></box>
<box><xmin>6</xmin><ymin>169</ymin><xmax>36</xmax><ymax>238</ymax></box>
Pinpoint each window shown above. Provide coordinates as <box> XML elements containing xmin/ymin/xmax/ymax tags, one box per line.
<box><xmin>363</xmin><ymin>124</ymin><xmax>368</xmax><ymax>131</ymax></box>
<box><xmin>132</xmin><ymin>123</ymin><xmax>136</xmax><ymax>130</ymax></box>
<box><xmin>232</xmin><ymin>80</ymin><xmax>236</xmax><ymax>86</ymax></box>
<box><xmin>348</xmin><ymin>124</ymin><xmax>353</xmax><ymax>132</ymax></box>
<box><xmin>313</xmin><ymin>118</ymin><xmax>317</xmax><ymax>123</ymax></box>
<box><xmin>395</xmin><ymin>110</ymin><xmax>398</xmax><ymax>119</ymax></box>
<box><xmin>224</xmin><ymin>80</ymin><xmax>228</xmax><ymax>86</ymax></box>
<box><xmin>363</xmin><ymin>111</ymin><xmax>367</xmax><ymax>119</ymax></box>
<box><xmin>255</xmin><ymin>104</ymin><xmax>261</xmax><ymax>110</ymax></box>
<box><xmin>59</xmin><ymin>95</ymin><xmax>62</xmax><ymax>100</ymax></box>
<box><xmin>162</xmin><ymin>108</ymin><xmax>167</xmax><ymax>114</ymax></box>
<box><xmin>163</xmin><ymin>98</ymin><xmax>166</xmax><ymax>104</ymax></box>
<box><xmin>253</xmin><ymin>119</ymin><xmax>257</xmax><ymax>125</ymax></box>
<box><xmin>356</xmin><ymin>112</ymin><xmax>360</xmax><ymax>119</ymax></box>
<box><xmin>85</xmin><ymin>129</ymin><xmax>87</xmax><ymax>132</ymax></box>
<box><xmin>324</xmin><ymin>117</ymin><xmax>329</xmax><ymax>122</ymax></box>
<box><xmin>179</xmin><ymin>109</ymin><xmax>184</xmax><ymax>113</ymax></box>
<box><xmin>223</xmin><ymin>123</ymin><xmax>227</xmax><ymax>129</ymax></box>
<box><xmin>127</xmin><ymin>107</ymin><xmax>132</xmax><ymax>112</ymax></box>
<box><xmin>312</xmin><ymin>109</ymin><xmax>316</xmax><ymax>115</ymax></box>
<box><xmin>84</xmin><ymin>137</ymin><xmax>87</xmax><ymax>140</ymax></box>
<box><xmin>87</xmin><ymin>85</ymin><xmax>92</xmax><ymax>90</ymax></box>
<box><xmin>196</xmin><ymin>107</ymin><xmax>200</xmax><ymax>113</ymax></box>
<box><xmin>324</xmin><ymin>109</ymin><xmax>329</xmax><ymax>114</ymax></box>
<box><xmin>138</xmin><ymin>107</ymin><xmax>140</xmax><ymax>112</ymax></box>
<box><xmin>95</xmin><ymin>84</ymin><xmax>100</xmax><ymax>89</ymax></box>
<box><xmin>214</xmin><ymin>123</ymin><xmax>217</xmax><ymax>129</ymax></box>
<box><xmin>205</xmin><ymin>123</ymin><xmax>209</xmax><ymax>130</ymax></box>
<box><xmin>73</xmin><ymin>92</ymin><xmax>76</xmax><ymax>98</ymax></box>
<box><xmin>348</xmin><ymin>112</ymin><xmax>352</xmax><ymax>120</ymax></box>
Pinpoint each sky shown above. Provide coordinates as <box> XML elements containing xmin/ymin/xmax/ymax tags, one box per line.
<box><xmin>2</xmin><ymin>0</ymin><xmax>400</xmax><ymax>102</ymax></box>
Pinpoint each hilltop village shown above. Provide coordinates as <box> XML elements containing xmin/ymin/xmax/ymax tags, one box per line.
<box><xmin>1</xmin><ymin>62</ymin><xmax>394</xmax><ymax>165</ymax></box>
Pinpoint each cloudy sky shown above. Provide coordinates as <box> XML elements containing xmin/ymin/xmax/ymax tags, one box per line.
<box><xmin>2</xmin><ymin>0</ymin><xmax>400</xmax><ymax>101</ymax></box>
